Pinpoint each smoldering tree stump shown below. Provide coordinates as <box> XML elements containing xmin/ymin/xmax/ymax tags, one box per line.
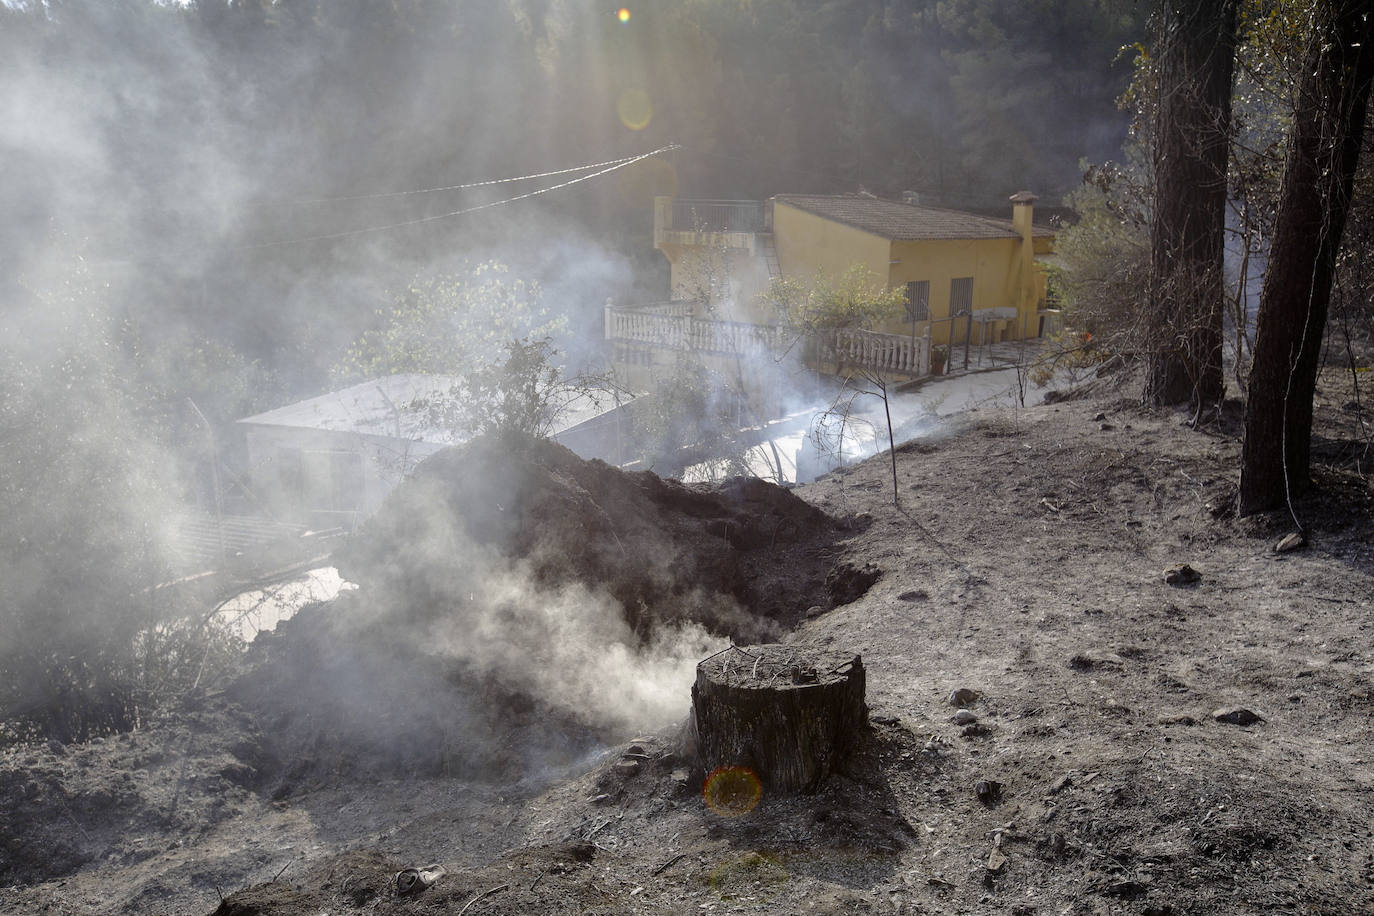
<box><xmin>692</xmin><ymin>644</ymin><xmax>866</xmax><ymax>796</ymax></box>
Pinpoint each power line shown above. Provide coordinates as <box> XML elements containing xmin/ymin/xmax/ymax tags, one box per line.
<box><xmin>294</xmin><ymin>153</ymin><xmax>645</xmax><ymax>204</ymax></box>
<box><xmin>232</xmin><ymin>144</ymin><xmax>679</xmax><ymax>252</ymax></box>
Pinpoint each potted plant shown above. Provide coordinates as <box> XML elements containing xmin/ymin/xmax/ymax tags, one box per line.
<box><xmin>930</xmin><ymin>345</ymin><xmax>948</xmax><ymax>376</ymax></box>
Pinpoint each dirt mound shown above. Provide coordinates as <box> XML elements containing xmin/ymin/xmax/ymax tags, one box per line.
<box><xmin>338</xmin><ymin>430</ymin><xmax>842</xmax><ymax>639</ymax></box>
<box><xmin>228</xmin><ymin>432</ymin><xmax>849</xmax><ymax>787</ymax></box>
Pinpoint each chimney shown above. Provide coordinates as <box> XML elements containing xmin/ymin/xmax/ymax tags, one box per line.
<box><xmin>1009</xmin><ymin>190</ymin><xmax>1038</xmax><ymax>241</ymax></box>
<box><xmin>901</xmin><ymin>190</ymin><xmax>923</xmax><ymax>207</ymax></box>
<box><xmin>1010</xmin><ymin>191</ymin><xmax>1039</xmax><ymax>319</ymax></box>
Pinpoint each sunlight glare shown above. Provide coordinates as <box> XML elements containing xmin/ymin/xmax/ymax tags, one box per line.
<box><xmin>616</xmin><ymin>88</ymin><xmax>653</xmax><ymax>131</ymax></box>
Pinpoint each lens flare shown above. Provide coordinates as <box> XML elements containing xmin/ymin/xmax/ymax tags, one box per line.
<box><xmin>702</xmin><ymin>765</ymin><xmax>762</xmax><ymax>817</ymax></box>
<box><xmin>616</xmin><ymin>88</ymin><xmax>653</xmax><ymax>131</ymax></box>
<box><xmin>617</xmin><ymin>8</ymin><xmax>631</xmax><ymax>23</ymax></box>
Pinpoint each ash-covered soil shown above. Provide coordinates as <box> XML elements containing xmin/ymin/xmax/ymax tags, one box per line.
<box><xmin>4</xmin><ymin>373</ymin><xmax>1374</xmax><ymax>915</ymax></box>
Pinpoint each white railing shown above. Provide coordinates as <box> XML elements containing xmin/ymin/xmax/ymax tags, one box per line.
<box><xmin>605</xmin><ymin>306</ymin><xmax>787</xmax><ymax>357</ymax></box>
<box><xmin>607</xmin><ymin>305</ymin><xmax>931</xmax><ymax>377</ymax></box>
<box><xmin>665</xmin><ymin>200</ymin><xmax>766</xmax><ymax>233</ymax></box>
<box><xmin>627</xmin><ymin>299</ymin><xmax>694</xmax><ymax>317</ymax></box>
<box><xmin>827</xmin><ymin>327</ymin><xmax>929</xmax><ymax>377</ymax></box>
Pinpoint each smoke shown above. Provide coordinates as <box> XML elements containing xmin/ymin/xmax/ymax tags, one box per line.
<box><xmin>430</xmin><ymin>562</ymin><xmax>723</xmax><ymax>736</ymax></box>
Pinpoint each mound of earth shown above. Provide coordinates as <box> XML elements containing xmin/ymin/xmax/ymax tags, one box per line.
<box><xmin>225</xmin><ymin>432</ymin><xmax>855</xmax><ymax>789</ymax></box>
<box><xmin>337</xmin><ymin>430</ymin><xmax>851</xmax><ymax>638</ymax></box>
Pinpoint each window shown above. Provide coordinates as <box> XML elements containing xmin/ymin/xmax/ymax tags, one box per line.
<box><xmin>950</xmin><ymin>277</ymin><xmax>974</xmax><ymax>316</ymax></box>
<box><xmin>905</xmin><ymin>280</ymin><xmax>930</xmax><ymax>322</ymax></box>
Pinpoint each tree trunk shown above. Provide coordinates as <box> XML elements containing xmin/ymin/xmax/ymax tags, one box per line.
<box><xmin>692</xmin><ymin>644</ymin><xmax>865</xmax><ymax>796</ymax></box>
<box><xmin>1239</xmin><ymin>0</ymin><xmax>1374</xmax><ymax>516</ymax></box>
<box><xmin>1145</xmin><ymin>0</ymin><xmax>1237</xmax><ymax>408</ymax></box>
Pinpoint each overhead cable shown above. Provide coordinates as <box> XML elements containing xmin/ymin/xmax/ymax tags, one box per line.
<box><xmin>233</xmin><ymin>144</ymin><xmax>680</xmax><ymax>251</ymax></box>
<box><xmin>294</xmin><ymin>152</ymin><xmax>645</xmax><ymax>204</ymax></box>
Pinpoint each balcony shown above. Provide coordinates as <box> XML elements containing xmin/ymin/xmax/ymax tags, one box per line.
<box><xmin>654</xmin><ymin>197</ymin><xmax>768</xmax><ymax>250</ymax></box>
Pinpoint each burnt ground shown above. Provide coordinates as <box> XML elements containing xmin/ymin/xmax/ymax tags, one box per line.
<box><xmin>3</xmin><ymin>369</ymin><xmax>1374</xmax><ymax>915</ymax></box>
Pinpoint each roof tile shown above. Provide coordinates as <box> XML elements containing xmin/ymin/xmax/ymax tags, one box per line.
<box><xmin>773</xmin><ymin>195</ymin><xmax>1054</xmax><ymax>241</ymax></box>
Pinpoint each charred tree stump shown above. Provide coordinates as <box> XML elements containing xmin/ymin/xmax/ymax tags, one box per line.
<box><xmin>692</xmin><ymin>644</ymin><xmax>866</xmax><ymax>796</ymax></box>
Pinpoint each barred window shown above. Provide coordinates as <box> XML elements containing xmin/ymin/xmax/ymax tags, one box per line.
<box><xmin>905</xmin><ymin>280</ymin><xmax>930</xmax><ymax>321</ymax></box>
<box><xmin>950</xmin><ymin>277</ymin><xmax>974</xmax><ymax>316</ymax></box>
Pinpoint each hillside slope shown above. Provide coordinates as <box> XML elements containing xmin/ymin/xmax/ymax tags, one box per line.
<box><xmin>3</xmin><ymin>381</ymin><xmax>1372</xmax><ymax>916</ymax></box>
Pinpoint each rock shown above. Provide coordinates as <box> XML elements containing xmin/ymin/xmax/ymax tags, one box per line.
<box><xmin>961</xmin><ymin>723</ymin><xmax>991</xmax><ymax>738</ymax></box>
<box><xmin>826</xmin><ymin>562</ymin><xmax>882</xmax><ymax>606</ymax></box>
<box><xmin>1212</xmin><ymin>706</ymin><xmax>1264</xmax><ymax>726</ymax></box>
<box><xmin>1092</xmin><ymin>412</ymin><xmax>1106</xmax><ymax>421</ymax></box>
<box><xmin>975</xmin><ymin>780</ymin><xmax>1002</xmax><ymax>806</ymax></box>
<box><xmin>1099</xmin><ymin>423</ymin><xmax>1115</xmax><ymax>431</ymax></box>
<box><xmin>1274</xmin><ymin>532</ymin><xmax>1306</xmax><ymax>554</ymax></box>
<box><xmin>1163</xmin><ymin>564</ymin><xmax>1201</xmax><ymax>586</ymax></box>
<box><xmin>625</xmin><ymin>744</ymin><xmax>646</xmax><ymax>756</ymax></box>
<box><xmin>613</xmin><ymin>758</ymin><xmax>642</xmax><ymax>778</ymax></box>
<box><xmin>1103</xmin><ymin>879</ymin><xmax>1148</xmax><ymax>899</ymax></box>
<box><xmin>588</xmin><ymin>793</ymin><xmax>613</xmax><ymax>805</ymax></box>
<box><xmin>951</xmin><ymin>709</ymin><xmax>979</xmax><ymax>726</ymax></box>
<box><xmin>218</xmin><ymin>762</ymin><xmax>258</xmax><ymax>788</ymax></box>
<box><xmin>986</xmin><ymin>846</ymin><xmax>1008</xmax><ymax>873</ymax></box>
<box><xmin>1047</xmin><ymin>774</ymin><xmax>1073</xmax><ymax>795</ymax></box>
<box><xmin>898</xmin><ymin>590</ymin><xmax>929</xmax><ymax>602</ymax></box>
<box><xmin>1068</xmin><ymin>651</ymin><xmax>1124</xmax><ymax>671</ymax></box>
<box><xmin>948</xmin><ymin>687</ymin><xmax>980</xmax><ymax>706</ymax></box>
<box><xmin>45</xmin><ymin>739</ymin><xmax>67</xmax><ymax>757</ymax></box>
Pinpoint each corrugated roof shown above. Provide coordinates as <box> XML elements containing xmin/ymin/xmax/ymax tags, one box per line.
<box><xmin>238</xmin><ymin>374</ymin><xmax>464</xmax><ymax>442</ymax></box>
<box><xmin>773</xmin><ymin>195</ymin><xmax>1055</xmax><ymax>241</ymax></box>
<box><xmin>238</xmin><ymin>374</ymin><xmax>633</xmax><ymax>444</ymax></box>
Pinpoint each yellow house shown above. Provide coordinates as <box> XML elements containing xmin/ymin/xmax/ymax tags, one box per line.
<box><xmin>770</xmin><ymin>192</ymin><xmax>1055</xmax><ymax>346</ymax></box>
<box><xmin>608</xmin><ymin>192</ymin><xmax>1055</xmax><ymax>389</ymax></box>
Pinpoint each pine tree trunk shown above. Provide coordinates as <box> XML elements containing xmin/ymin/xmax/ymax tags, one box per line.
<box><xmin>1239</xmin><ymin>0</ymin><xmax>1374</xmax><ymax>516</ymax></box>
<box><xmin>1145</xmin><ymin>0</ymin><xmax>1237</xmax><ymax>408</ymax></box>
<box><xmin>692</xmin><ymin>644</ymin><xmax>866</xmax><ymax>795</ymax></box>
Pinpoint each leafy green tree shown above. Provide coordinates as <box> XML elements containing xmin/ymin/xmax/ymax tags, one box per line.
<box><xmin>1051</xmin><ymin>159</ymin><xmax>1151</xmax><ymax>349</ymax></box>
<box><xmin>763</xmin><ymin>264</ymin><xmax>907</xmax><ymax>333</ymax></box>
<box><xmin>417</xmin><ymin>336</ymin><xmax>603</xmax><ymax>441</ymax></box>
<box><xmin>334</xmin><ymin>261</ymin><xmax>566</xmax><ymax>383</ymax></box>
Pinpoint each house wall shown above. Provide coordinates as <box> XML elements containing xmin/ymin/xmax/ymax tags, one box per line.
<box><xmin>772</xmin><ymin>203</ymin><xmax>892</xmax><ymax>287</ymax></box>
<box><xmin>241</xmin><ymin>424</ymin><xmax>445</xmax><ymax>529</ymax></box>
<box><xmin>659</xmin><ymin>242</ymin><xmax>773</xmax><ymax>323</ymax></box>
<box><xmin>772</xmin><ymin>200</ymin><xmax>1051</xmax><ymax>348</ymax></box>
<box><xmin>886</xmin><ymin>236</ymin><xmax>1031</xmax><ymax>346</ymax></box>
